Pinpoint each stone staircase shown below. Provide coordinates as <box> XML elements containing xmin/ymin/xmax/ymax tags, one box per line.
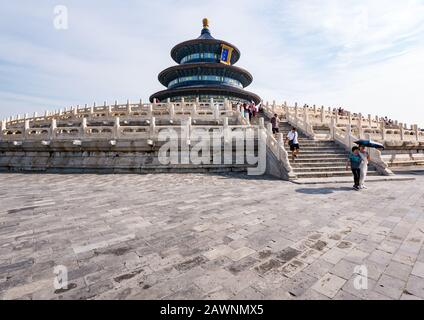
<box><xmin>278</xmin><ymin>121</ymin><xmax>379</xmax><ymax>179</ymax></box>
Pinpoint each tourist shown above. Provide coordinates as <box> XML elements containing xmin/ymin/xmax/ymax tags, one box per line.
<box><xmin>248</xmin><ymin>104</ymin><xmax>253</xmax><ymax>121</ymax></box>
<box><xmin>359</xmin><ymin>145</ymin><xmax>370</xmax><ymax>189</ymax></box>
<box><xmin>243</xmin><ymin>103</ymin><xmax>249</xmax><ymax>118</ymax></box>
<box><xmin>251</xmin><ymin>102</ymin><xmax>257</xmax><ymax>118</ymax></box>
<box><xmin>271</xmin><ymin>114</ymin><xmax>279</xmax><ymax>134</ymax></box>
<box><xmin>346</xmin><ymin>146</ymin><xmax>363</xmax><ymax>191</ymax></box>
<box><xmin>286</xmin><ymin>127</ymin><xmax>300</xmax><ymax>160</ymax></box>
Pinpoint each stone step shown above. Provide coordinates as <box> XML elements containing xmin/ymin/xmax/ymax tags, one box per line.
<box><xmin>293</xmin><ymin>141</ymin><xmax>338</xmax><ymax>145</ymax></box>
<box><xmin>297</xmin><ymin>150</ymin><xmax>347</xmax><ymax>155</ymax></box>
<box><xmin>295</xmin><ymin>171</ymin><xmax>380</xmax><ymax>178</ymax></box>
<box><xmin>291</xmin><ymin>161</ymin><xmax>350</xmax><ymax>167</ymax></box>
<box><xmin>293</xmin><ymin>153</ymin><xmax>348</xmax><ymax>159</ymax></box>
<box><xmin>292</xmin><ymin>166</ymin><xmax>378</xmax><ymax>173</ymax></box>
<box><xmin>387</xmin><ymin>160</ymin><xmax>424</xmax><ymax>167</ymax></box>
<box><xmin>298</xmin><ymin>147</ymin><xmax>346</xmax><ymax>152</ymax></box>
<box><xmin>290</xmin><ymin>158</ymin><xmax>348</xmax><ymax>164</ymax></box>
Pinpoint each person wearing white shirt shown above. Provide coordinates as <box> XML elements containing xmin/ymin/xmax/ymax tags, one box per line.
<box><xmin>359</xmin><ymin>145</ymin><xmax>370</xmax><ymax>189</ymax></box>
<box><xmin>286</xmin><ymin>127</ymin><xmax>300</xmax><ymax>160</ymax></box>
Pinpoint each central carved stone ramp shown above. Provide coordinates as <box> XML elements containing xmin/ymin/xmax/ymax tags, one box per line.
<box><xmin>278</xmin><ymin>121</ymin><xmax>379</xmax><ymax>179</ymax></box>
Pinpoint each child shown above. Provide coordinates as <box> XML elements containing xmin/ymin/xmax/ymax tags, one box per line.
<box><xmin>346</xmin><ymin>146</ymin><xmax>363</xmax><ymax>191</ymax></box>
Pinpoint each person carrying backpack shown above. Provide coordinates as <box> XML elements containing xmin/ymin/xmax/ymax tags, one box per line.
<box><xmin>286</xmin><ymin>127</ymin><xmax>300</xmax><ymax>160</ymax></box>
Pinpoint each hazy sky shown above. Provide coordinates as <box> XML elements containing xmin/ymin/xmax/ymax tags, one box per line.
<box><xmin>1</xmin><ymin>0</ymin><xmax>424</xmax><ymax>125</ymax></box>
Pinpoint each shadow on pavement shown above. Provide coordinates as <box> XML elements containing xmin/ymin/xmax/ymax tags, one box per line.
<box><xmin>295</xmin><ymin>187</ymin><xmax>353</xmax><ymax>194</ymax></box>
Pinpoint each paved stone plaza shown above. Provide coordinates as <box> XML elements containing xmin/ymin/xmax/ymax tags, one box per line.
<box><xmin>1</xmin><ymin>172</ymin><xmax>424</xmax><ymax>300</ymax></box>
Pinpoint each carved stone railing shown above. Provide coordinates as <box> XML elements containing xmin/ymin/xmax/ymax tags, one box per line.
<box><xmin>0</xmin><ymin>98</ymin><xmax>244</xmax><ymax>142</ymax></box>
<box><xmin>1</xmin><ymin>97</ymin><xmax>234</xmax><ymax>127</ymax></box>
<box><xmin>262</xmin><ymin>103</ymin><xmax>315</xmax><ymax>139</ymax></box>
<box><xmin>331</xmin><ymin>122</ymin><xmax>393</xmax><ymax>176</ymax></box>
<box><xmin>262</xmin><ymin>121</ymin><xmax>296</xmax><ymax>180</ymax></box>
<box><xmin>262</xmin><ymin>101</ymin><xmax>424</xmax><ymax>145</ymax></box>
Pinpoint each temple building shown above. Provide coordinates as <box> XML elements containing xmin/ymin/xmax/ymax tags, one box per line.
<box><xmin>150</xmin><ymin>19</ymin><xmax>261</xmax><ymax>104</ymax></box>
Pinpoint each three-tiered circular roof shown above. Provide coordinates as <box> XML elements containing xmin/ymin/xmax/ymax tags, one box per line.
<box><xmin>150</xmin><ymin>19</ymin><xmax>261</xmax><ymax>104</ymax></box>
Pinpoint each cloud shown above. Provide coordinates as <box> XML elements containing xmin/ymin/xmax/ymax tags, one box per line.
<box><xmin>0</xmin><ymin>0</ymin><xmax>423</xmax><ymax>126</ymax></box>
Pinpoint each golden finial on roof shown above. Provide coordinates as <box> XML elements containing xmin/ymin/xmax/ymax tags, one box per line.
<box><xmin>202</xmin><ymin>18</ymin><xmax>209</xmax><ymax>29</ymax></box>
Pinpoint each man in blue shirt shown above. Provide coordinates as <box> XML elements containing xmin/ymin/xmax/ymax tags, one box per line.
<box><xmin>346</xmin><ymin>146</ymin><xmax>363</xmax><ymax>190</ymax></box>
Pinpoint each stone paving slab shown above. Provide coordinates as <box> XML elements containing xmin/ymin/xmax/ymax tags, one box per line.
<box><xmin>0</xmin><ymin>172</ymin><xmax>423</xmax><ymax>300</ymax></box>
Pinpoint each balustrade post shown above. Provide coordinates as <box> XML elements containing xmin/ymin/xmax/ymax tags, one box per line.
<box><xmin>259</xmin><ymin>117</ymin><xmax>265</xmax><ymax>129</ymax></box>
<box><xmin>399</xmin><ymin>123</ymin><xmax>404</xmax><ymax>141</ymax></box>
<box><xmin>358</xmin><ymin>113</ymin><xmax>363</xmax><ymax>138</ymax></box>
<box><xmin>114</xmin><ymin>116</ymin><xmax>120</xmax><ymax>139</ymax></box>
<box><xmin>0</xmin><ymin>120</ymin><xmax>5</xmax><ymax>141</ymax></box>
<box><xmin>266</xmin><ymin>123</ymin><xmax>273</xmax><ymax>135</ymax></box>
<box><xmin>81</xmin><ymin>117</ymin><xmax>87</xmax><ymax>136</ymax></box>
<box><xmin>368</xmin><ymin>114</ymin><xmax>372</xmax><ymax>127</ymax></box>
<box><xmin>148</xmin><ymin>104</ymin><xmax>153</xmax><ymax>117</ymax></box>
<box><xmin>294</xmin><ymin>102</ymin><xmax>298</xmax><ymax>120</ymax></box>
<box><xmin>224</xmin><ymin>98</ymin><xmax>231</xmax><ymax>111</ymax></box>
<box><xmin>347</xmin><ymin>124</ymin><xmax>352</xmax><ymax>149</ymax></box>
<box><xmin>330</xmin><ymin>117</ymin><xmax>336</xmax><ymax>140</ymax></box>
<box><xmin>272</xmin><ymin>100</ymin><xmax>276</xmax><ymax>113</ymax></box>
<box><xmin>381</xmin><ymin>121</ymin><xmax>386</xmax><ymax>141</ymax></box>
<box><xmin>50</xmin><ymin>118</ymin><xmax>57</xmax><ymax>140</ymax></box>
<box><xmin>150</xmin><ymin>117</ymin><xmax>156</xmax><ymax>139</ymax></box>
<box><xmin>89</xmin><ymin>104</ymin><xmax>94</xmax><ymax>115</ymax></box>
<box><xmin>214</xmin><ymin>105</ymin><xmax>220</xmax><ymax>120</ymax></box>
<box><xmin>169</xmin><ymin>103</ymin><xmax>175</xmax><ymax>120</ymax></box>
<box><xmin>414</xmin><ymin>124</ymin><xmax>419</xmax><ymax>141</ymax></box>
<box><xmin>223</xmin><ymin>117</ymin><xmax>229</xmax><ymax>129</ymax></box>
<box><xmin>24</xmin><ymin>120</ymin><xmax>30</xmax><ymax>139</ymax></box>
<box><xmin>127</xmin><ymin>100</ymin><xmax>132</xmax><ymax>114</ymax></box>
<box><xmin>348</xmin><ymin>112</ymin><xmax>352</xmax><ymax>126</ymax></box>
<box><xmin>191</xmin><ymin>104</ymin><xmax>197</xmax><ymax>117</ymax></box>
<box><xmin>320</xmin><ymin>106</ymin><xmax>325</xmax><ymax>123</ymax></box>
<box><xmin>276</xmin><ymin>133</ymin><xmax>283</xmax><ymax>145</ymax></box>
